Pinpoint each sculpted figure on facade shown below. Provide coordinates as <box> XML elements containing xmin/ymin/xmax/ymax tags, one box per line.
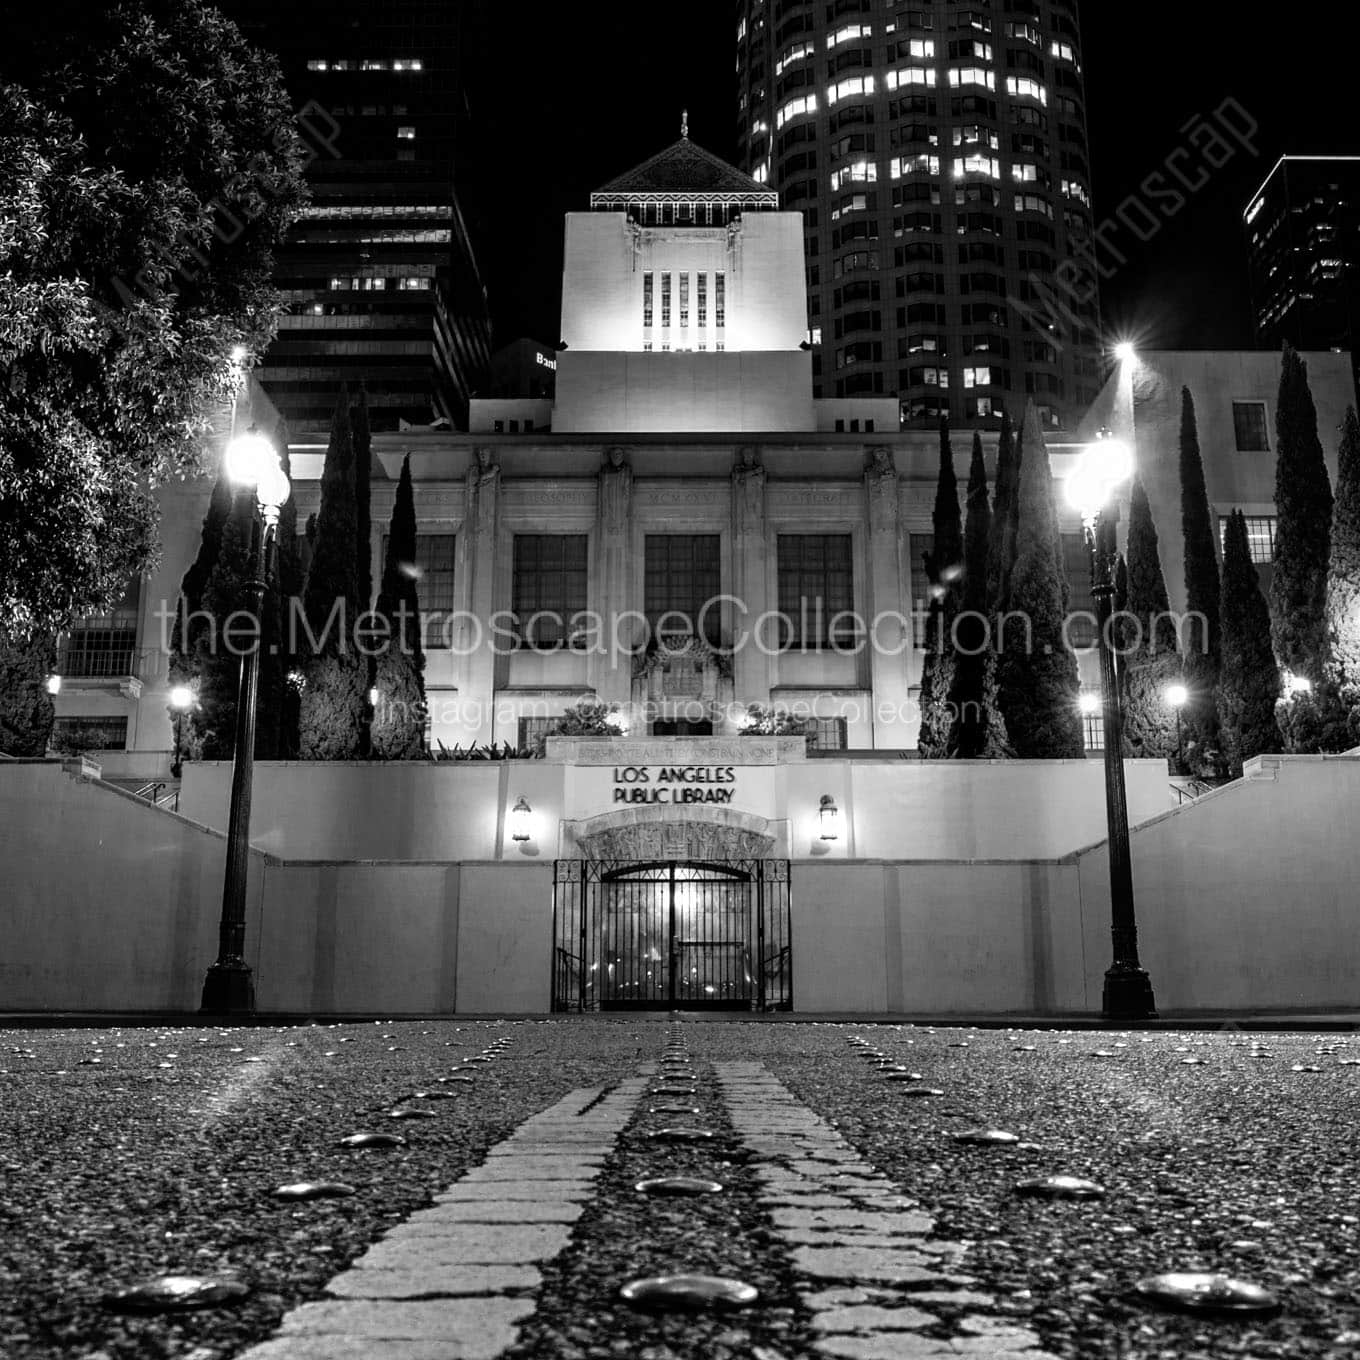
<box><xmin>599</xmin><ymin>446</ymin><xmax>633</xmax><ymax>538</ymax></box>
<box><xmin>732</xmin><ymin>445</ymin><xmax>766</xmax><ymax>525</ymax></box>
<box><xmin>865</xmin><ymin>445</ymin><xmax>899</xmax><ymax>532</ymax></box>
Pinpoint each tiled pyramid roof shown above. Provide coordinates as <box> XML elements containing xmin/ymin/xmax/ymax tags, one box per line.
<box><xmin>591</xmin><ymin>136</ymin><xmax>777</xmax><ymax>203</ymax></box>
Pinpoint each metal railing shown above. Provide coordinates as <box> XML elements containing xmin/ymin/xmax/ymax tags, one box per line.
<box><xmin>134</xmin><ymin>781</ymin><xmax>180</xmax><ymax>813</ymax></box>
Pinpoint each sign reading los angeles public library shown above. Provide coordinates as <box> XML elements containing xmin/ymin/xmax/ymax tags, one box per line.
<box><xmin>567</xmin><ymin>760</ymin><xmax>778</xmax><ymax>819</ymax></box>
<box><xmin>611</xmin><ymin>765</ymin><xmax>738</xmax><ymax>805</ymax></box>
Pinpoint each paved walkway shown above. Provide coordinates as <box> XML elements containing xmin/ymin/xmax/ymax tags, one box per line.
<box><xmin>238</xmin><ymin>1080</ymin><xmax>645</xmax><ymax>1359</ymax></box>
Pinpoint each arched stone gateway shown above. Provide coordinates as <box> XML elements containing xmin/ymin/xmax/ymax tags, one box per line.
<box><xmin>564</xmin><ymin>807</ymin><xmax>776</xmax><ymax>861</ymax></box>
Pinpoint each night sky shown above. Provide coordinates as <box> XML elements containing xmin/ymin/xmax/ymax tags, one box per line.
<box><xmin>470</xmin><ymin>4</ymin><xmax>1356</xmax><ymax>355</ymax></box>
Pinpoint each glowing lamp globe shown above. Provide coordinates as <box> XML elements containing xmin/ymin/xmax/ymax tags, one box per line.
<box><xmin>510</xmin><ymin>796</ymin><xmax>532</xmax><ymax>843</ymax></box>
<box><xmin>1079</xmin><ymin>692</ymin><xmax>1100</xmax><ymax>716</ymax></box>
<box><xmin>1166</xmin><ymin>684</ymin><xmax>1189</xmax><ymax>709</ymax></box>
<box><xmin>224</xmin><ymin>428</ymin><xmax>277</xmax><ymax>489</ymax></box>
<box><xmin>1114</xmin><ymin>341</ymin><xmax>1136</xmax><ymax>364</ymax></box>
<box><xmin>818</xmin><ymin>794</ymin><xmax>840</xmax><ymax>841</ymax></box>
<box><xmin>169</xmin><ymin>685</ymin><xmax>195</xmax><ymax>712</ymax></box>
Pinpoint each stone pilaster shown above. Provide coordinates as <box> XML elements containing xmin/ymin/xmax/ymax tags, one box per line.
<box><xmin>863</xmin><ymin>447</ymin><xmax>913</xmax><ymax>748</ymax></box>
<box><xmin>590</xmin><ymin>447</ymin><xmax>634</xmax><ymax>706</ymax></box>
<box><xmin>457</xmin><ymin>447</ymin><xmax>500</xmax><ymax>741</ymax></box>
<box><xmin>731</xmin><ymin>446</ymin><xmax>771</xmax><ymax>710</ymax></box>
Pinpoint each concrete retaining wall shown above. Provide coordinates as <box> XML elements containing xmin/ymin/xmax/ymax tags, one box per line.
<box><xmin>5</xmin><ymin>753</ymin><xmax>1358</xmax><ymax>1015</ymax></box>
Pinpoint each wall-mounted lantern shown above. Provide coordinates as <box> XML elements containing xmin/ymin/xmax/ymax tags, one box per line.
<box><xmin>45</xmin><ymin>674</ymin><xmax>62</xmax><ymax>696</ymax></box>
<box><xmin>819</xmin><ymin>794</ymin><xmax>840</xmax><ymax>841</ymax></box>
<box><xmin>510</xmin><ymin>796</ymin><xmax>533</xmax><ymax>843</ymax></box>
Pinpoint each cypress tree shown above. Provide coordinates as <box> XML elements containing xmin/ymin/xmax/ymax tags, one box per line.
<box><xmin>999</xmin><ymin>401</ymin><xmax>1085</xmax><ymax>758</ymax></box>
<box><xmin>1323</xmin><ymin>406</ymin><xmax>1360</xmax><ymax>748</ymax></box>
<box><xmin>1218</xmin><ymin>510</ymin><xmax>1282</xmax><ymax>775</ymax></box>
<box><xmin>985</xmin><ymin>409</ymin><xmax>1018</xmax><ymax>614</ymax></box>
<box><xmin>1179</xmin><ymin>386</ymin><xmax>1222</xmax><ymax>768</ymax></box>
<box><xmin>190</xmin><ymin>503</ymin><xmax>253</xmax><ymax>759</ymax></box>
<box><xmin>370</xmin><ymin>455</ymin><xmax>428</xmax><ymax>759</ymax></box>
<box><xmin>1271</xmin><ymin>346</ymin><xmax>1335</xmax><ymax>679</ymax></box>
<box><xmin>1120</xmin><ymin>477</ymin><xmax>1181</xmax><ymax>760</ymax></box>
<box><xmin>298</xmin><ymin>386</ymin><xmax>367</xmax><ymax>759</ymax></box>
<box><xmin>951</xmin><ymin>432</ymin><xmax>1011</xmax><ymax>757</ymax></box>
<box><xmin>0</xmin><ymin>629</ymin><xmax>57</xmax><ymax>755</ymax></box>
<box><xmin>918</xmin><ymin>419</ymin><xmax>963</xmax><ymax>756</ymax></box>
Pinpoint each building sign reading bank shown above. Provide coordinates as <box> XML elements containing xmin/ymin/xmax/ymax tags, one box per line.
<box><xmin>612</xmin><ymin>766</ymin><xmax>737</xmax><ymax>806</ymax></box>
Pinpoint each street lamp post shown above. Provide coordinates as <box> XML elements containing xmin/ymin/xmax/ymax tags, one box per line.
<box><xmin>1066</xmin><ymin>430</ymin><xmax>1158</xmax><ymax>1023</ymax></box>
<box><xmin>200</xmin><ymin>428</ymin><xmax>291</xmax><ymax>1015</ymax></box>
<box><xmin>169</xmin><ymin>684</ymin><xmax>194</xmax><ymax>780</ymax></box>
<box><xmin>1166</xmin><ymin>683</ymin><xmax>1188</xmax><ymax>775</ymax></box>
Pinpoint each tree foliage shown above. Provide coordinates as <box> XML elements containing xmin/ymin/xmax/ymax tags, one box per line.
<box><xmin>998</xmin><ymin>402</ymin><xmax>1085</xmax><ymax>758</ymax></box>
<box><xmin>1178</xmin><ymin>386</ymin><xmax>1222</xmax><ymax>764</ymax></box>
<box><xmin>918</xmin><ymin>419</ymin><xmax>963</xmax><ymax>757</ymax></box>
<box><xmin>1120</xmin><ymin>477</ymin><xmax>1181</xmax><ymax>761</ymax></box>
<box><xmin>1270</xmin><ymin>347</ymin><xmax>1335</xmax><ymax>694</ymax></box>
<box><xmin>0</xmin><ymin>3</ymin><xmax>307</xmax><ymax>634</ymax></box>
<box><xmin>370</xmin><ymin>454</ymin><xmax>427</xmax><ymax>760</ymax></box>
<box><xmin>0</xmin><ymin>630</ymin><xmax>57</xmax><ymax>755</ymax></box>
<box><xmin>298</xmin><ymin>388</ymin><xmax>366</xmax><ymax>759</ymax></box>
<box><xmin>951</xmin><ymin>432</ymin><xmax>1011</xmax><ymax>757</ymax></box>
<box><xmin>984</xmin><ymin>409</ymin><xmax>1019</xmax><ymax>616</ymax></box>
<box><xmin>1218</xmin><ymin>510</ymin><xmax>1282</xmax><ymax>775</ymax></box>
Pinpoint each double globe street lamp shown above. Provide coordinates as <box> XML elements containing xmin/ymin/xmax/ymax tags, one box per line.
<box><xmin>1065</xmin><ymin>429</ymin><xmax>1158</xmax><ymax>1023</ymax></box>
<box><xmin>200</xmin><ymin>426</ymin><xmax>291</xmax><ymax>1015</ymax></box>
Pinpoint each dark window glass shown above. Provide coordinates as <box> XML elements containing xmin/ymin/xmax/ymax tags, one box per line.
<box><xmin>777</xmin><ymin>534</ymin><xmax>854</xmax><ymax>647</ymax></box>
<box><xmin>512</xmin><ymin>534</ymin><xmax>589</xmax><ymax>646</ymax></box>
<box><xmin>50</xmin><ymin>716</ymin><xmax>129</xmax><ymax>752</ymax></box>
<box><xmin>61</xmin><ymin>577</ymin><xmax>140</xmax><ymax>677</ymax></box>
<box><xmin>1232</xmin><ymin>401</ymin><xmax>1270</xmax><ymax>452</ymax></box>
<box><xmin>645</xmin><ymin>535</ymin><xmax>721</xmax><ymax>640</ymax></box>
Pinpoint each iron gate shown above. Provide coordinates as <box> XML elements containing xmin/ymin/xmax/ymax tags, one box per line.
<box><xmin>551</xmin><ymin>859</ymin><xmax>792</xmax><ymax>1012</ymax></box>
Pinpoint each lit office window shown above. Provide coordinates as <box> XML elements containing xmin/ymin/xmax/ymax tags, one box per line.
<box><xmin>827</xmin><ymin>23</ymin><xmax>873</xmax><ymax>48</ymax></box>
<box><xmin>306</xmin><ymin>59</ymin><xmax>328</xmax><ymax>71</ymax></box>
<box><xmin>953</xmin><ymin>155</ymin><xmax>1000</xmax><ymax>179</ymax></box>
<box><xmin>830</xmin><ymin>161</ymin><xmax>878</xmax><ymax>192</ymax></box>
<box><xmin>392</xmin><ymin>58</ymin><xmax>424</xmax><ymax>72</ymax></box>
<box><xmin>886</xmin><ymin>66</ymin><xmax>936</xmax><ymax>90</ymax></box>
<box><xmin>776</xmin><ymin>40</ymin><xmax>815</xmax><ymax>75</ymax></box>
<box><xmin>948</xmin><ymin>67</ymin><xmax>996</xmax><ymax>91</ymax></box>
<box><xmin>397</xmin><ymin>126</ymin><xmax>415</xmax><ymax>140</ymax></box>
<box><xmin>963</xmin><ymin>366</ymin><xmax>991</xmax><ymax>388</ymax></box>
<box><xmin>827</xmin><ymin>75</ymin><xmax>876</xmax><ymax>105</ymax></box>
<box><xmin>1007</xmin><ymin>76</ymin><xmax>1049</xmax><ymax>105</ymax></box>
<box><xmin>776</xmin><ymin>94</ymin><xmax>818</xmax><ymax>129</ymax></box>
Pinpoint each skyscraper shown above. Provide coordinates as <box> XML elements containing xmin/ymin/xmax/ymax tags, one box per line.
<box><xmin>220</xmin><ymin>0</ymin><xmax>492</xmax><ymax>434</ymax></box>
<box><xmin>735</xmin><ymin>0</ymin><xmax>1101</xmax><ymax>430</ymax></box>
<box><xmin>1245</xmin><ymin>156</ymin><xmax>1360</xmax><ymax>374</ymax></box>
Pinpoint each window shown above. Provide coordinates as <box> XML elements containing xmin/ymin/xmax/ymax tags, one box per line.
<box><xmin>715</xmin><ymin>272</ymin><xmax>725</xmax><ymax>327</ymax></box>
<box><xmin>827</xmin><ymin>74</ymin><xmax>876</xmax><ymax>105</ymax></box>
<box><xmin>518</xmin><ymin>716</ymin><xmax>559</xmax><ymax>751</ymax></box>
<box><xmin>513</xmin><ymin>535</ymin><xmax>588</xmax><ymax>647</ymax></box>
<box><xmin>679</xmin><ymin>273</ymin><xmax>689</xmax><ymax>327</ymax></box>
<box><xmin>50</xmin><ymin>716</ymin><xmax>128</xmax><ymax>752</ymax></box>
<box><xmin>886</xmin><ymin>66</ymin><xmax>937</xmax><ymax>90</ymax></box>
<box><xmin>1233</xmin><ymin>401</ymin><xmax>1270</xmax><ymax>452</ymax></box>
<box><xmin>909</xmin><ymin>532</ymin><xmax>935</xmax><ymax>645</ymax></box>
<box><xmin>661</xmin><ymin>273</ymin><xmax>672</xmax><ymax>327</ymax></box>
<box><xmin>1222</xmin><ymin>515</ymin><xmax>1277</xmax><ymax>565</ymax></box>
<box><xmin>412</xmin><ymin>534</ymin><xmax>456</xmax><ymax>648</ymax></box>
<box><xmin>1007</xmin><ymin>76</ymin><xmax>1048</xmax><ymax>105</ymax></box>
<box><xmin>61</xmin><ymin>577</ymin><xmax>140</xmax><ymax>677</ymax></box>
<box><xmin>645</xmin><ymin>535</ymin><xmax>721</xmax><ymax>641</ymax></box>
<box><xmin>1083</xmin><ymin>710</ymin><xmax>1104</xmax><ymax>753</ymax></box>
<box><xmin>777</xmin><ymin>534</ymin><xmax>855</xmax><ymax>648</ymax></box>
<box><xmin>777</xmin><ymin>94</ymin><xmax>818</xmax><ymax>129</ymax></box>
<box><xmin>643</xmin><ymin>272</ymin><xmax>653</xmax><ymax>328</ymax></box>
<box><xmin>803</xmin><ymin>716</ymin><xmax>848</xmax><ymax>751</ymax></box>
<box><xmin>396</xmin><ymin>126</ymin><xmax>415</xmax><ymax>140</ymax></box>
<box><xmin>697</xmin><ymin>273</ymin><xmax>707</xmax><ymax>327</ymax></box>
<box><xmin>963</xmin><ymin>366</ymin><xmax>991</xmax><ymax>388</ymax></box>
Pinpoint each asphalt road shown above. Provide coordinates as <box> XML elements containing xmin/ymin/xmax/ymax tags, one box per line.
<box><xmin>1</xmin><ymin>1019</ymin><xmax>1356</xmax><ymax>1359</ymax></box>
